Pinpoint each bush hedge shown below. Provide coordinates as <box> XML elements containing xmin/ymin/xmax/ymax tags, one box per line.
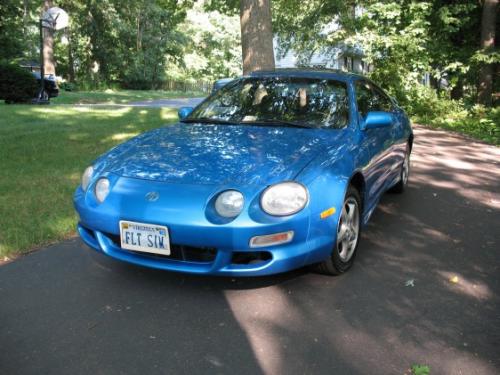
<box><xmin>0</xmin><ymin>62</ymin><xmax>38</xmax><ymax>103</ymax></box>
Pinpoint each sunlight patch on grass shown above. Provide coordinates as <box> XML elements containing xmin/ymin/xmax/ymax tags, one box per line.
<box><xmin>161</xmin><ymin>107</ymin><xmax>179</xmax><ymax>121</ymax></box>
<box><xmin>68</xmin><ymin>133</ymin><xmax>91</xmax><ymax>141</ymax></box>
<box><xmin>110</xmin><ymin>132</ymin><xmax>140</xmax><ymax>141</ymax></box>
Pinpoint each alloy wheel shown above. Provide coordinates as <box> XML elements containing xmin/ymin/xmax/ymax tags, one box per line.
<box><xmin>337</xmin><ymin>197</ymin><xmax>360</xmax><ymax>262</ymax></box>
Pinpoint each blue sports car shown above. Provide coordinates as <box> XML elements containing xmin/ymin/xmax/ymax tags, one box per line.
<box><xmin>74</xmin><ymin>69</ymin><xmax>413</xmax><ymax>276</ymax></box>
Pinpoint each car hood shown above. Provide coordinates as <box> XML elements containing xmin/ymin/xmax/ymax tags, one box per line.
<box><xmin>98</xmin><ymin>123</ymin><xmax>337</xmax><ymax>185</ymax></box>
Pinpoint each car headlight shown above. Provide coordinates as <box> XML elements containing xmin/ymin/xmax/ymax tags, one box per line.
<box><xmin>95</xmin><ymin>178</ymin><xmax>110</xmax><ymax>203</ymax></box>
<box><xmin>81</xmin><ymin>166</ymin><xmax>94</xmax><ymax>191</ymax></box>
<box><xmin>261</xmin><ymin>182</ymin><xmax>308</xmax><ymax>216</ymax></box>
<box><xmin>215</xmin><ymin>190</ymin><xmax>244</xmax><ymax>218</ymax></box>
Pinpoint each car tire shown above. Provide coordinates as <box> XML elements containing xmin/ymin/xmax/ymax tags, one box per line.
<box><xmin>41</xmin><ymin>89</ymin><xmax>49</xmax><ymax>101</ymax></box>
<box><xmin>36</xmin><ymin>88</ymin><xmax>49</xmax><ymax>102</ymax></box>
<box><xmin>391</xmin><ymin>144</ymin><xmax>410</xmax><ymax>194</ymax></box>
<box><xmin>315</xmin><ymin>186</ymin><xmax>362</xmax><ymax>275</ymax></box>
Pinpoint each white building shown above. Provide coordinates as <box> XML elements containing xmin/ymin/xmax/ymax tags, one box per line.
<box><xmin>273</xmin><ymin>7</ymin><xmax>371</xmax><ymax>74</ymax></box>
<box><xmin>274</xmin><ymin>42</ymin><xmax>370</xmax><ymax>74</ymax></box>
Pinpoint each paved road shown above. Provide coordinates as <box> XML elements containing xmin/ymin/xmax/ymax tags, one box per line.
<box><xmin>1</xmin><ymin>126</ymin><xmax>499</xmax><ymax>375</ymax></box>
<box><xmin>64</xmin><ymin>97</ymin><xmax>205</xmax><ymax>108</ymax></box>
<box><xmin>127</xmin><ymin>97</ymin><xmax>205</xmax><ymax>108</ymax></box>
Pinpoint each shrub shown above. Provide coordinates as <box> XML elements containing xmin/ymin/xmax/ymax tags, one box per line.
<box><xmin>408</xmin><ymin>87</ymin><xmax>500</xmax><ymax>145</ymax></box>
<box><xmin>0</xmin><ymin>62</ymin><xmax>38</xmax><ymax>103</ymax></box>
<box><xmin>60</xmin><ymin>81</ymin><xmax>78</xmax><ymax>92</ymax></box>
<box><xmin>121</xmin><ymin>78</ymin><xmax>153</xmax><ymax>90</ymax></box>
<box><xmin>401</xmin><ymin>84</ymin><xmax>460</xmax><ymax>120</ymax></box>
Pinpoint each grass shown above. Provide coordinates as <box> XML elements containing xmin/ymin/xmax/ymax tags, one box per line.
<box><xmin>0</xmin><ymin>103</ymin><xmax>178</xmax><ymax>258</ymax></box>
<box><xmin>51</xmin><ymin>89</ymin><xmax>204</xmax><ymax>105</ymax></box>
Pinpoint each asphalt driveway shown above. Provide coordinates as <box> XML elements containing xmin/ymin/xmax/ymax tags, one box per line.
<box><xmin>1</xmin><ymin>126</ymin><xmax>499</xmax><ymax>375</ymax></box>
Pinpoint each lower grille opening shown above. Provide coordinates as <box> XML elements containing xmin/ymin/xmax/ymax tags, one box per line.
<box><xmin>231</xmin><ymin>251</ymin><xmax>272</xmax><ymax>265</ymax></box>
<box><xmin>103</xmin><ymin>232</ymin><xmax>217</xmax><ymax>263</ymax></box>
<box><xmin>80</xmin><ymin>224</ymin><xmax>96</xmax><ymax>240</ymax></box>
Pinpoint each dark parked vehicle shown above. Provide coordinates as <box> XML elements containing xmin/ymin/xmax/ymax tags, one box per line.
<box><xmin>32</xmin><ymin>72</ymin><xmax>59</xmax><ymax>99</ymax></box>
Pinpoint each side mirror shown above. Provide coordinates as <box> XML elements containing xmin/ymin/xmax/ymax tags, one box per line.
<box><xmin>178</xmin><ymin>106</ymin><xmax>194</xmax><ymax>120</ymax></box>
<box><xmin>361</xmin><ymin>111</ymin><xmax>393</xmax><ymax>130</ymax></box>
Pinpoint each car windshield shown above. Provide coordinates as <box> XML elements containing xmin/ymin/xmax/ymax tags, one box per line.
<box><xmin>185</xmin><ymin>77</ymin><xmax>349</xmax><ymax>129</ymax></box>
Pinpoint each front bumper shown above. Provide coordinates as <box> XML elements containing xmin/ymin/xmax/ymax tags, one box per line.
<box><xmin>74</xmin><ymin>176</ymin><xmax>336</xmax><ymax>276</ymax></box>
<box><xmin>77</xmin><ymin>223</ymin><xmax>334</xmax><ymax>276</ymax></box>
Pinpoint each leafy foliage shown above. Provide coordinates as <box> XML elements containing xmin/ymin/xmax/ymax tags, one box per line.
<box><xmin>167</xmin><ymin>1</ymin><xmax>241</xmax><ymax>81</ymax></box>
<box><xmin>3</xmin><ymin>0</ymin><xmax>241</xmax><ymax>88</ymax></box>
<box><xmin>0</xmin><ymin>61</ymin><xmax>38</xmax><ymax>103</ymax></box>
<box><xmin>0</xmin><ymin>0</ymin><xmax>26</xmax><ymax>61</ymax></box>
<box><xmin>51</xmin><ymin>0</ymin><xmax>190</xmax><ymax>89</ymax></box>
<box><xmin>411</xmin><ymin>364</ymin><xmax>430</xmax><ymax>375</ymax></box>
<box><xmin>271</xmin><ymin>0</ymin><xmax>498</xmax><ymax>141</ymax></box>
<box><xmin>414</xmin><ymin>100</ymin><xmax>500</xmax><ymax>145</ymax></box>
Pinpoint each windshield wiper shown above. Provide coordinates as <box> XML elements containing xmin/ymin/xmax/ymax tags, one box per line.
<box><xmin>182</xmin><ymin>117</ymin><xmax>316</xmax><ymax>128</ymax></box>
<box><xmin>241</xmin><ymin>119</ymin><xmax>316</xmax><ymax>129</ymax></box>
<box><xmin>180</xmin><ymin>117</ymin><xmax>235</xmax><ymax>125</ymax></box>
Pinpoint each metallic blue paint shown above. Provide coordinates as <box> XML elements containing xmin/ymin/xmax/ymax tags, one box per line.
<box><xmin>361</xmin><ymin>111</ymin><xmax>393</xmax><ymax>130</ymax></box>
<box><xmin>74</xmin><ymin>70</ymin><xmax>413</xmax><ymax>276</ymax></box>
<box><xmin>177</xmin><ymin>106</ymin><xmax>193</xmax><ymax>120</ymax></box>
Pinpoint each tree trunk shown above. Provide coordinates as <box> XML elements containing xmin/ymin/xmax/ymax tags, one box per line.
<box><xmin>23</xmin><ymin>0</ymin><xmax>29</xmax><ymax>37</ymax></box>
<box><xmin>478</xmin><ymin>0</ymin><xmax>497</xmax><ymax>106</ymax></box>
<box><xmin>451</xmin><ymin>77</ymin><xmax>464</xmax><ymax>100</ymax></box>
<box><xmin>67</xmin><ymin>29</ymin><xmax>75</xmax><ymax>83</ymax></box>
<box><xmin>240</xmin><ymin>0</ymin><xmax>275</xmax><ymax>75</ymax></box>
<box><xmin>42</xmin><ymin>0</ymin><xmax>56</xmax><ymax>76</ymax></box>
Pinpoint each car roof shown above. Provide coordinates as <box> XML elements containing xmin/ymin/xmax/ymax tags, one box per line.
<box><xmin>215</xmin><ymin>78</ymin><xmax>234</xmax><ymax>84</ymax></box>
<box><xmin>248</xmin><ymin>68</ymin><xmax>365</xmax><ymax>82</ymax></box>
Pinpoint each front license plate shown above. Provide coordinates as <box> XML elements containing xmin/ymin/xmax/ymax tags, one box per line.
<box><xmin>119</xmin><ymin>220</ymin><xmax>170</xmax><ymax>255</ymax></box>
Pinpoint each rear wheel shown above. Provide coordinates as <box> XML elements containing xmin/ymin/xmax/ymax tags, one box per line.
<box><xmin>391</xmin><ymin>145</ymin><xmax>410</xmax><ymax>194</ymax></box>
<box><xmin>315</xmin><ymin>186</ymin><xmax>361</xmax><ymax>275</ymax></box>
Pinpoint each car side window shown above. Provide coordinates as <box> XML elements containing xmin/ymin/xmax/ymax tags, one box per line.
<box><xmin>355</xmin><ymin>80</ymin><xmax>393</xmax><ymax>118</ymax></box>
<box><xmin>371</xmin><ymin>86</ymin><xmax>393</xmax><ymax>112</ymax></box>
<box><xmin>355</xmin><ymin>81</ymin><xmax>375</xmax><ymax>118</ymax></box>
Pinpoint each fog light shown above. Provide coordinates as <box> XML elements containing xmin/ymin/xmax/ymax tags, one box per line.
<box><xmin>249</xmin><ymin>231</ymin><xmax>294</xmax><ymax>248</ymax></box>
<box><xmin>95</xmin><ymin>178</ymin><xmax>110</xmax><ymax>203</ymax></box>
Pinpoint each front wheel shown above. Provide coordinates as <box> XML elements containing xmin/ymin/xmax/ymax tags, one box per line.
<box><xmin>315</xmin><ymin>186</ymin><xmax>361</xmax><ymax>275</ymax></box>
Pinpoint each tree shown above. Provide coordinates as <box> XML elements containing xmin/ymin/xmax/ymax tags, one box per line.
<box><xmin>426</xmin><ymin>0</ymin><xmax>482</xmax><ymax>99</ymax></box>
<box><xmin>168</xmin><ymin>1</ymin><xmax>241</xmax><ymax>81</ymax></box>
<box><xmin>115</xmin><ymin>0</ymin><xmax>188</xmax><ymax>89</ymax></box>
<box><xmin>478</xmin><ymin>0</ymin><xmax>498</xmax><ymax>106</ymax></box>
<box><xmin>0</xmin><ymin>0</ymin><xmax>27</xmax><ymax>61</ymax></box>
<box><xmin>271</xmin><ymin>0</ymin><xmax>497</xmax><ymax>109</ymax></box>
<box><xmin>51</xmin><ymin>0</ymin><xmax>189</xmax><ymax>88</ymax></box>
<box><xmin>42</xmin><ymin>0</ymin><xmax>56</xmax><ymax>75</ymax></box>
<box><xmin>239</xmin><ymin>0</ymin><xmax>275</xmax><ymax>74</ymax></box>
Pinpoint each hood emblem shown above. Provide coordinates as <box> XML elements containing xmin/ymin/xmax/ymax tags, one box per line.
<box><xmin>145</xmin><ymin>191</ymin><xmax>159</xmax><ymax>202</ymax></box>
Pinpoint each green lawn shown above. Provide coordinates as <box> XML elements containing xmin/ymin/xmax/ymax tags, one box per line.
<box><xmin>0</xmin><ymin>103</ymin><xmax>178</xmax><ymax>258</ymax></box>
<box><xmin>52</xmin><ymin>89</ymin><xmax>204</xmax><ymax>105</ymax></box>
